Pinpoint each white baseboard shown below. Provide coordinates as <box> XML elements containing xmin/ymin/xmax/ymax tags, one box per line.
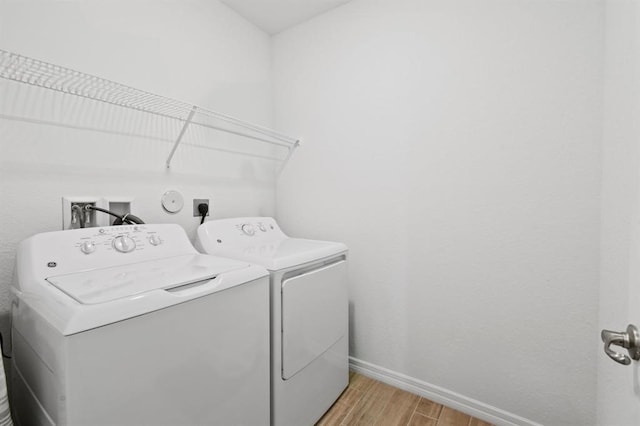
<box><xmin>349</xmin><ymin>357</ymin><xmax>541</xmax><ymax>426</ymax></box>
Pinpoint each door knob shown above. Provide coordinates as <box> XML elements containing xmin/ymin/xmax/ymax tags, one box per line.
<box><xmin>601</xmin><ymin>324</ymin><xmax>640</xmax><ymax>365</ymax></box>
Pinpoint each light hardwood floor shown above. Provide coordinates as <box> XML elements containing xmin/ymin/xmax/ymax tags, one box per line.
<box><xmin>316</xmin><ymin>372</ymin><xmax>493</xmax><ymax>426</ymax></box>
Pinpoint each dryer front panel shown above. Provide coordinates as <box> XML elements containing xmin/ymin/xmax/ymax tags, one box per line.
<box><xmin>281</xmin><ymin>258</ymin><xmax>347</xmax><ymax>380</ymax></box>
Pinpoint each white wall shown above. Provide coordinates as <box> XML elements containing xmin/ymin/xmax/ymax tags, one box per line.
<box><xmin>598</xmin><ymin>0</ymin><xmax>640</xmax><ymax>424</ymax></box>
<box><xmin>273</xmin><ymin>0</ymin><xmax>603</xmax><ymax>424</ymax></box>
<box><xmin>0</xmin><ymin>0</ymin><xmax>276</xmax><ymax>342</ymax></box>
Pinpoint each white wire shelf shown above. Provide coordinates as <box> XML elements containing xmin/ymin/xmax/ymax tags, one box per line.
<box><xmin>0</xmin><ymin>49</ymin><xmax>300</xmax><ymax>170</ymax></box>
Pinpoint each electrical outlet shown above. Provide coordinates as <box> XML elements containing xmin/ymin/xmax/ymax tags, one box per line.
<box><xmin>193</xmin><ymin>199</ymin><xmax>210</xmax><ymax>217</ymax></box>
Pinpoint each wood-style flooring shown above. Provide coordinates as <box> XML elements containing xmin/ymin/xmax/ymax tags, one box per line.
<box><xmin>316</xmin><ymin>372</ymin><xmax>493</xmax><ymax>426</ymax></box>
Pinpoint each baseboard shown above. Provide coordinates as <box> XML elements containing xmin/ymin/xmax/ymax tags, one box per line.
<box><xmin>349</xmin><ymin>357</ymin><xmax>541</xmax><ymax>426</ymax></box>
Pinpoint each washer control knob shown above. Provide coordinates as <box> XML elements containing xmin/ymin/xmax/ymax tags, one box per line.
<box><xmin>241</xmin><ymin>224</ymin><xmax>256</xmax><ymax>236</ymax></box>
<box><xmin>113</xmin><ymin>236</ymin><xmax>136</xmax><ymax>253</ymax></box>
<box><xmin>148</xmin><ymin>235</ymin><xmax>162</xmax><ymax>246</ymax></box>
<box><xmin>80</xmin><ymin>241</ymin><xmax>96</xmax><ymax>254</ymax></box>
<box><xmin>258</xmin><ymin>223</ymin><xmax>267</xmax><ymax>232</ymax></box>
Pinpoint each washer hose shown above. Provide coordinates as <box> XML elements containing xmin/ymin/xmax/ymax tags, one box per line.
<box><xmin>85</xmin><ymin>205</ymin><xmax>145</xmax><ymax>225</ymax></box>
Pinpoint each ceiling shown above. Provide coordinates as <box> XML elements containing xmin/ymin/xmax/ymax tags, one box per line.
<box><xmin>220</xmin><ymin>0</ymin><xmax>353</xmax><ymax>35</ymax></box>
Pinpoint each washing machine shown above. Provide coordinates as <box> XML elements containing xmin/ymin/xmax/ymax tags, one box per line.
<box><xmin>11</xmin><ymin>223</ymin><xmax>270</xmax><ymax>426</ymax></box>
<box><xmin>195</xmin><ymin>217</ymin><xmax>348</xmax><ymax>426</ymax></box>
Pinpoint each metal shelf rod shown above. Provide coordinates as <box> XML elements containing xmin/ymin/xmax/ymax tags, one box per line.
<box><xmin>166</xmin><ymin>106</ymin><xmax>198</xmax><ymax>169</ymax></box>
<box><xmin>189</xmin><ymin>120</ymin><xmax>294</xmax><ymax>148</ymax></box>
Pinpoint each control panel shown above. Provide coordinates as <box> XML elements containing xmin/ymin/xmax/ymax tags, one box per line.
<box><xmin>196</xmin><ymin>217</ymin><xmax>287</xmax><ymax>255</ymax></box>
<box><xmin>74</xmin><ymin>225</ymin><xmax>164</xmax><ymax>255</ymax></box>
<box><xmin>25</xmin><ymin>224</ymin><xmax>198</xmax><ymax>280</ymax></box>
<box><xmin>194</xmin><ymin>217</ymin><xmax>347</xmax><ymax>271</ymax></box>
<box><xmin>236</xmin><ymin>220</ymin><xmax>276</xmax><ymax>237</ymax></box>
<box><xmin>240</xmin><ymin>224</ymin><xmax>256</xmax><ymax>236</ymax></box>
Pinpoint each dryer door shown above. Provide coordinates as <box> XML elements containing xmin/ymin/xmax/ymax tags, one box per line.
<box><xmin>281</xmin><ymin>258</ymin><xmax>347</xmax><ymax>380</ymax></box>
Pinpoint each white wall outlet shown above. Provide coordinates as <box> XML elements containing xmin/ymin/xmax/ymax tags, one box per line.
<box><xmin>193</xmin><ymin>199</ymin><xmax>210</xmax><ymax>217</ymax></box>
<box><xmin>62</xmin><ymin>197</ymin><xmax>106</xmax><ymax>230</ymax></box>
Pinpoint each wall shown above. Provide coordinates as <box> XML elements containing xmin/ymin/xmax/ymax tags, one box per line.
<box><xmin>0</xmin><ymin>0</ymin><xmax>276</xmax><ymax>345</ymax></box>
<box><xmin>273</xmin><ymin>0</ymin><xmax>603</xmax><ymax>424</ymax></box>
<box><xmin>598</xmin><ymin>0</ymin><xmax>640</xmax><ymax>424</ymax></box>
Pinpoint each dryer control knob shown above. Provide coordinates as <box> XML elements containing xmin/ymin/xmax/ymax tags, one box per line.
<box><xmin>80</xmin><ymin>241</ymin><xmax>96</xmax><ymax>254</ymax></box>
<box><xmin>113</xmin><ymin>236</ymin><xmax>136</xmax><ymax>253</ymax></box>
<box><xmin>241</xmin><ymin>224</ymin><xmax>256</xmax><ymax>236</ymax></box>
<box><xmin>148</xmin><ymin>235</ymin><xmax>162</xmax><ymax>246</ymax></box>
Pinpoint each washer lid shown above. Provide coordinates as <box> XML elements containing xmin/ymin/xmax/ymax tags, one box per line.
<box><xmin>46</xmin><ymin>254</ymin><xmax>246</xmax><ymax>304</ymax></box>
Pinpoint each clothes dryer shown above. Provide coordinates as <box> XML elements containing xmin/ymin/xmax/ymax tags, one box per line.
<box><xmin>195</xmin><ymin>217</ymin><xmax>348</xmax><ymax>426</ymax></box>
<box><xmin>11</xmin><ymin>224</ymin><xmax>270</xmax><ymax>426</ymax></box>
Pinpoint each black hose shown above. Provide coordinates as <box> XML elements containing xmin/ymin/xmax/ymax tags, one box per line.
<box><xmin>85</xmin><ymin>206</ymin><xmax>145</xmax><ymax>225</ymax></box>
<box><xmin>86</xmin><ymin>206</ymin><xmax>121</xmax><ymax>220</ymax></box>
<box><xmin>114</xmin><ymin>213</ymin><xmax>145</xmax><ymax>225</ymax></box>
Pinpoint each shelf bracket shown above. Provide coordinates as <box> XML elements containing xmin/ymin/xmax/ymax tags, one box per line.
<box><xmin>166</xmin><ymin>106</ymin><xmax>198</xmax><ymax>169</ymax></box>
<box><xmin>278</xmin><ymin>139</ymin><xmax>301</xmax><ymax>176</ymax></box>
